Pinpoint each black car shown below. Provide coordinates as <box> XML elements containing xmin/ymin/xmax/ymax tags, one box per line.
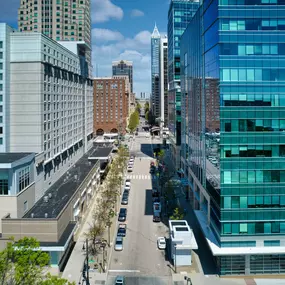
<box><xmin>117</xmin><ymin>224</ymin><xmax>127</xmax><ymax>237</ymax></box>
<box><xmin>153</xmin><ymin>196</ymin><xmax>160</xmax><ymax>203</ymax></box>
<box><xmin>153</xmin><ymin>215</ymin><xmax>161</xmax><ymax>222</ymax></box>
<box><xmin>118</xmin><ymin>208</ymin><xmax>127</xmax><ymax>222</ymax></box>
<box><xmin>121</xmin><ymin>193</ymin><xmax>129</xmax><ymax>205</ymax></box>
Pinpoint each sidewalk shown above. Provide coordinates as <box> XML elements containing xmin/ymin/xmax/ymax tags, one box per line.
<box><xmin>62</xmin><ymin>176</ymin><xmax>123</xmax><ymax>284</ymax></box>
<box><xmin>62</xmin><ymin>185</ymin><xmax>103</xmax><ymax>283</ymax></box>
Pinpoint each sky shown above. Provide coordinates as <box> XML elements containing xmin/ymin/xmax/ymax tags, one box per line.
<box><xmin>0</xmin><ymin>0</ymin><xmax>169</xmax><ymax>96</ymax></box>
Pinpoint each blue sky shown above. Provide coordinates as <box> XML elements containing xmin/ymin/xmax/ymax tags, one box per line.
<box><xmin>0</xmin><ymin>0</ymin><xmax>169</xmax><ymax>95</ymax></box>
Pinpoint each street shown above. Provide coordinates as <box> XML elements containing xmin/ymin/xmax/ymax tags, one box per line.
<box><xmin>106</xmin><ymin>135</ymin><xmax>172</xmax><ymax>285</ymax></box>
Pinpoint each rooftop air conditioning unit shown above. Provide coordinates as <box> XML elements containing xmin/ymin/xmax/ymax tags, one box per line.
<box><xmin>43</xmin><ymin>196</ymin><xmax>49</xmax><ymax>203</ymax></box>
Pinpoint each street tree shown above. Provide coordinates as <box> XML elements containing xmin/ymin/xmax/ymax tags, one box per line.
<box><xmin>128</xmin><ymin>111</ymin><xmax>139</xmax><ymax>133</ymax></box>
<box><xmin>144</xmin><ymin>102</ymin><xmax>149</xmax><ymax>113</ymax></box>
<box><xmin>85</xmin><ymin>210</ymin><xmax>105</xmax><ymax>255</ymax></box>
<box><xmin>145</xmin><ymin>110</ymin><xmax>149</xmax><ymax>121</ymax></box>
<box><xmin>0</xmin><ymin>237</ymin><xmax>75</xmax><ymax>285</ymax></box>
<box><xmin>136</xmin><ymin>103</ymin><xmax>141</xmax><ymax>114</ymax></box>
<box><xmin>170</xmin><ymin>207</ymin><xmax>184</xmax><ymax>220</ymax></box>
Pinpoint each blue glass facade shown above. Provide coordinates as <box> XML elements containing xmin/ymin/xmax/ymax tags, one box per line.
<box><xmin>181</xmin><ymin>0</ymin><xmax>285</xmax><ymax>275</ymax></box>
<box><xmin>168</xmin><ymin>0</ymin><xmax>200</xmax><ymax>148</ymax></box>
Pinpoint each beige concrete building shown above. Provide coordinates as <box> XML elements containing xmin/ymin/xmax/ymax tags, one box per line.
<box><xmin>18</xmin><ymin>0</ymin><xmax>92</xmax><ymax>75</ymax></box>
<box><xmin>0</xmin><ymin>149</ymin><xmax>101</xmax><ymax>270</ymax></box>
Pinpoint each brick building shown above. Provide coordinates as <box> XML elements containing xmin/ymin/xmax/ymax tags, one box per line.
<box><xmin>93</xmin><ymin>77</ymin><xmax>130</xmax><ymax>136</ymax></box>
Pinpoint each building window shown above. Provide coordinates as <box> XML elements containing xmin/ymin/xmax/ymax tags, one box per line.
<box><xmin>24</xmin><ymin>201</ymin><xmax>28</xmax><ymax>212</ymax></box>
<box><xmin>0</xmin><ymin>178</ymin><xmax>8</xmax><ymax>195</ymax></box>
<box><xmin>18</xmin><ymin>166</ymin><xmax>30</xmax><ymax>192</ymax></box>
<box><xmin>0</xmin><ymin>42</ymin><xmax>2</xmax><ymax>48</ymax></box>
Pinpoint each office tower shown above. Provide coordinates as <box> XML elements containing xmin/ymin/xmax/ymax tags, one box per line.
<box><xmin>93</xmin><ymin>77</ymin><xmax>129</xmax><ymax>136</ymax></box>
<box><xmin>0</xmin><ymin>24</ymin><xmax>15</xmax><ymax>153</ymax></box>
<box><xmin>18</xmin><ymin>0</ymin><xmax>92</xmax><ymax>76</ymax></box>
<box><xmin>167</xmin><ymin>0</ymin><xmax>199</xmax><ymax>168</ymax></box>
<box><xmin>181</xmin><ymin>0</ymin><xmax>285</xmax><ymax>275</ymax></box>
<box><xmin>151</xmin><ymin>24</ymin><xmax>161</xmax><ymax>120</ymax></box>
<box><xmin>7</xmin><ymin>31</ymin><xmax>93</xmax><ymax>197</ymax></box>
<box><xmin>112</xmin><ymin>60</ymin><xmax>133</xmax><ymax>93</ymax></box>
<box><xmin>160</xmin><ymin>36</ymin><xmax>168</xmax><ymax>126</ymax></box>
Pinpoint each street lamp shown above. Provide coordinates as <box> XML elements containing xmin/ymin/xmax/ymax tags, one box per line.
<box><xmin>184</xmin><ymin>276</ymin><xmax>192</xmax><ymax>285</ymax></box>
<box><xmin>174</xmin><ymin>244</ymin><xmax>177</xmax><ymax>273</ymax></box>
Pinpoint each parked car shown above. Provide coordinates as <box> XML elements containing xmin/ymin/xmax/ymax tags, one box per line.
<box><xmin>121</xmin><ymin>193</ymin><xmax>129</xmax><ymax>205</ymax></box>
<box><xmin>115</xmin><ymin>276</ymin><xmax>125</xmax><ymax>285</ymax></box>
<box><xmin>153</xmin><ymin>214</ymin><xmax>160</xmax><ymax>222</ymax></box>
<box><xmin>153</xmin><ymin>196</ymin><xmax>160</xmax><ymax>203</ymax></box>
<box><xmin>118</xmin><ymin>208</ymin><xmax>127</xmax><ymax>222</ymax></box>
<box><xmin>125</xmin><ymin>179</ymin><xmax>131</xmax><ymax>187</ymax></box>
<box><xmin>152</xmin><ymin>189</ymin><xmax>159</xmax><ymax>197</ymax></box>
<box><xmin>114</xmin><ymin>237</ymin><xmax>123</xmax><ymax>251</ymax></box>
<box><xmin>117</xmin><ymin>224</ymin><xmax>127</xmax><ymax>237</ymax></box>
<box><xmin>157</xmin><ymin>237</ymin><xmax>166</xmax><ymax>249</ymax></box>
<box><xmin>124</xmin><ymin>186</ymin><xmax>130</xmax><ymax>193</ymax></box>
<box><xmin>127</xmin><ymin>165</ymin><xmax>133</xmax><ymax>172</ymax></box>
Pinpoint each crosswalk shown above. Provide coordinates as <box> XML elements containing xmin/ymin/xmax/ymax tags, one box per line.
<box><xmin>126</xmin><ymin>174</ymin><xmax>158</xmax><ymax>180</ymax></box>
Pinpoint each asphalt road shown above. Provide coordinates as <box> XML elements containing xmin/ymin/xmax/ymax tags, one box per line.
<box><xmin>106</xmin><ymin>136</ymin><xmax>172</xmax><ymax>285</ymax></box>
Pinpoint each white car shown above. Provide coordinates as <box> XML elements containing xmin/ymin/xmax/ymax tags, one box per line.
<box><xmin>125</xmin><ymin>179</ymin><xmax>131</xmax><ymax>187</ymax></box>
<box><xmin>114</xmin><ymin>237</ymin><xmax>123</xmax><ymax>251</ymax></box>
<box><xmin>127</xmin><ymin>166</ymin><xmax>133</xmax><ymax>172</ymax></box>
<box><xmin>128</xmin><ymin>160</ymin><xmax>134</xmax><ymax>165</ymax></box>
<box><xmin>157</xmin><ymin>237</ymin><xmax>166</xmax><ymax>250</ymax></box>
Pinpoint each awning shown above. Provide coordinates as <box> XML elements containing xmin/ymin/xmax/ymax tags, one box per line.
<box><xmin>81</xmin><ymin>196</ymin><xmax>86</xmax><ymax>203</ymax></box>
<box><xmin>73</xmin><ymin>208</ymin><xmax>80</xmax><ymax>217</ymax></box>
<box><xmin>73</xmin><ymin>198</ymin><xmax>80</xmax><ymax>208</ymax></box>
<box><xmin>81</xmin><ymin>188</ymin><xmax>87</xmax><ymax>197</ymax></box>
<box><xmin>44</xmin><ymin>157</ymin><xmax>53</xmax><ymax>166</ymax></box>
<box><xmin>53</xmin><ymin>152</ymin><xmax>61</xmax><ymax>159</ymax></box>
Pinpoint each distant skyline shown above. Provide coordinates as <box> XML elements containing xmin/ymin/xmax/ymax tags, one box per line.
<box><xmin>0</xmin><ymin>0</ymin><xmax>169</xmax><ymax>95</ymax></box>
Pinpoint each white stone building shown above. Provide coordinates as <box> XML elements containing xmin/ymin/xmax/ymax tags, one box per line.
<box><xmin>1</xmin><ymin>27</ymin><xmax>93</xmax><ymax>199</ymax></box>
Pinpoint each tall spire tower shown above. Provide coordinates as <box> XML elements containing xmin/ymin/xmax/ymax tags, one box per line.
<box><xmin>151</xmin><ymin>23</ymin><xmax>161</xmax><ymax>119</ymax></box>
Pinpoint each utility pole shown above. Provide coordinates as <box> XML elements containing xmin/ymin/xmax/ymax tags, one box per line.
<box><xmin>86</xmin><ymin>239</ymin><xmax>90</xmax><ymax>285</ymax></box>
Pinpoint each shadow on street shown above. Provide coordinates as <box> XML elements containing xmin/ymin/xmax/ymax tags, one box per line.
<box><xmin>144</xmin><ymin>189</ymin><xmax>153</xmax><ymax>215</ymax></box>
<box><xmin>140</xmin><ymin>143</ymin><xmax>154</xmax><ymax>158</ymax></box>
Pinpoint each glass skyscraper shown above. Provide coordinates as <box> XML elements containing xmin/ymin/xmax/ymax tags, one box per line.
<box><xmin>167</xmin><ymin>0</ymin><xmax>199</xmax><ymax>167</ymax></box>
<box><xmin>112</xmin><ymin>60</ymin><xmax>133</xmax><ymax>93</ymax></box>
<box><xmin>151</xmin><ymin>24</ymin><xmax>161</xmax><ymax>118</ymax></box>
<box><xmin>181</xmin><ymin>0</ymin><xmax>285</xmax><ymax>275</ymax></box>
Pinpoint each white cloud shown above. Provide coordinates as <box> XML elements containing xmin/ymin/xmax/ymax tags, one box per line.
<box><xmin>134</xmin><ymin>31</ymin><xmax>152</xmax><ymax>45</ymax></box>
<box><xmin>92</xmin><ymin>30</ymin><xmax>152</xmax><ymax>94</ymax></box>
<box><xmin>92</xmin><ymin>0</ymin><xmax>123</xmax><ymax>23</ymax></box>
<box><xmin>92</xmin><ymin>28</ymin><xmax>124</xmax><ymax>43</ymax></box>
<box><xmin>130</xmin><ymin>9</ymin><xmax>144</xmax><ymax>18</ymax></box>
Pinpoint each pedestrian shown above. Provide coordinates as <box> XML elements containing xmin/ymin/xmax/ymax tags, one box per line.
<box><xmin>82</xmin><ymin>243</ymin><xmax>85</xmax><ymax>251</ymax></box>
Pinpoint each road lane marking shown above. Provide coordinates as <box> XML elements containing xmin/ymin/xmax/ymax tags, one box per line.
<box><xmin>108</xmin><ymin>270</ymin><xmax>140</xmax><ymax>273</ymax></box>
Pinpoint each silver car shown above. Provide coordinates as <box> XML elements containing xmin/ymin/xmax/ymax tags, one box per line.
<box><xmin>114</xmin><ymin>237</ymin><xmax>123</xmax><ymax>251</ymax></box>
<box><xmin>115</xmin><ymin>276</ymin><xmax>125</xmax><ymax>285</ymax></box>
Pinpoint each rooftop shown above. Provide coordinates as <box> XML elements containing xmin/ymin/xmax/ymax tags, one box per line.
<box><xmin>88</xmin><ymin>147</ymin><xmax>113</xmax><ymax>159</ymax></box>
<box><xmin>40</xmin><ymin>222</ymin><xmax>76</xmax><ymax>249</ymax></box>
<box><xmin>0</xmin><ymin>153</ymin><xmax>34</xmax><ymax>164</ymax></box>
<box><xmin>23</xmin><ymin>148</ymin><xmax>99</xmax><ymax>219</ymax></box>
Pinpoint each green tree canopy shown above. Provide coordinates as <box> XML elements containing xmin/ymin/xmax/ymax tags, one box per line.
<box><xmin>128</xmin><ymin>111</ymin><xmax>139</xmax><ymax>132</ymax></box>
<box><xmin>145</xmin><ymin>110</ymin><xmax>149</xmax><ymax>121</ymax></box>
<box><xmin>170</xmin><ymin>207</ymin><xmax>184</xmax><ymax>220</ymax></box>
<box><xmin>0</xmin><ymin>237</ymin><xmax>75</xmax><ymax>285</ymax></box>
